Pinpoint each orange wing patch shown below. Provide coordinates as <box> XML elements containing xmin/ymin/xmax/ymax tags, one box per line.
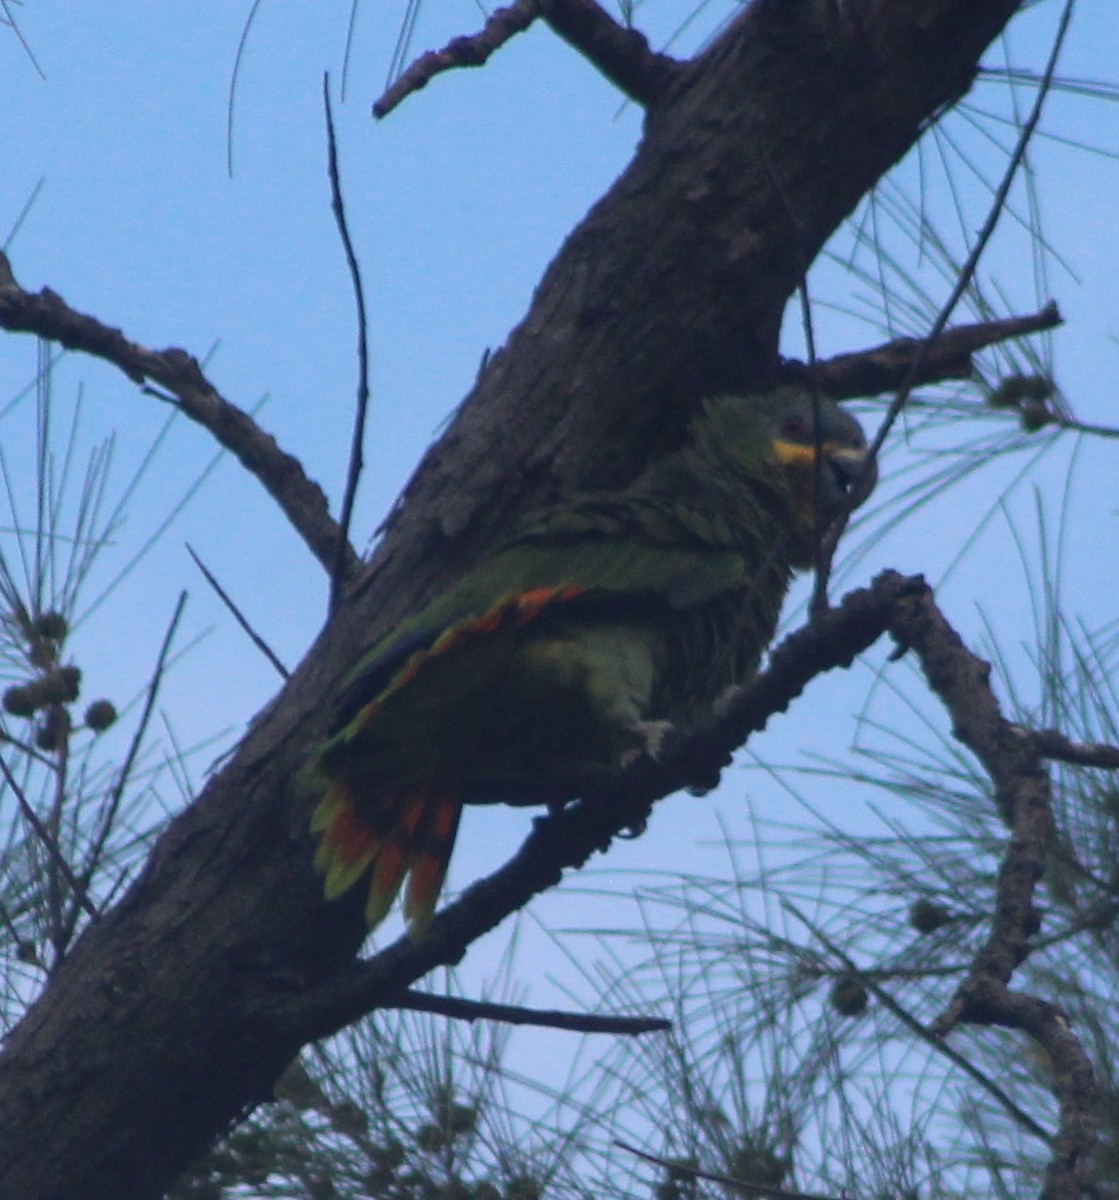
<box><xmin>347</xmin><ymin>586</ymin><xmax>582</xmax><ymax>740</ymax></box>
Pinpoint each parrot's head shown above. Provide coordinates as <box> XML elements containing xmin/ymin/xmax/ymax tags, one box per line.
<box><xmin>770</xmin><ymin>388</ymin><xmax>874</xmax><ymax>495</ymax></box>
<box><xmin>698</xmin><ymin>389</ymin><xmax>876</xmax><ymax>567</ymax></box>
<box><xmin>765</xmin><ymin>390</ymin><xmax>876</xmax><ymax>565</ymax></box>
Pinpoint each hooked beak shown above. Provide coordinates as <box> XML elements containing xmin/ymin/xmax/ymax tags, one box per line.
<box><xmin>826</xmin><ymin>444</ymin><xmax>877</xmax><ymax>510</ymax></box>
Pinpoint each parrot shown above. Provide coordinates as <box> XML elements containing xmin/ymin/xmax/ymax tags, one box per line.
<box><xmin>307</xmin><ymin>388</ymin><xmax>874</xmax><ymax>933</ymax></box>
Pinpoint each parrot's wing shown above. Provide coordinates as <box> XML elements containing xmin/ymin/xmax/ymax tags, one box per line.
<box><xmin>331</xmin><ymin>496</ymin><xmax>748</xmax><ymax>732</ymax></box>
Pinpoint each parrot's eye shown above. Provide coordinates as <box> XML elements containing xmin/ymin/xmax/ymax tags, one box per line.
<box><xmin>780</xmin><ymin>413</ymin><xmax>812</xmax><ymax>440</ymax></box>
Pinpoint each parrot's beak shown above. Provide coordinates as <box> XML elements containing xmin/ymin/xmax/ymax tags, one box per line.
<box><xmin>825</xmin><ymin>444</ymin><xmax>876</xmax><ymax>510</ymax></box>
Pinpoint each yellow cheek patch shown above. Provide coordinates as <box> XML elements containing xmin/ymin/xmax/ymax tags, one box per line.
<box><xmin>771</xmin><ymin>438</ymin><xmax>829</xmax><ymax>530</ymax></box>
<box><xmin>772</xmin><ymin>438</ymin><xmax>820</xmax><ymax>468</ymax></box>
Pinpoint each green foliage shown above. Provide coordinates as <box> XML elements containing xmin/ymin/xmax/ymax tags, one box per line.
<box><xmin>0</xmin><ymin>356</ymin><xmax>204</xmax><ymax>997</ymax></box>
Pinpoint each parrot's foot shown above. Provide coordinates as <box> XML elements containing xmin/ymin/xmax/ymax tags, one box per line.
<box><xmin>621</xmin><ymin>719</ymin><xmax>677</xmax><ymax>766</ymax></box>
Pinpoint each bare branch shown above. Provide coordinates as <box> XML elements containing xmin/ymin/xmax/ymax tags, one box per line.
<box><xmin>388</xmin><ymin>988</ymin><xmax>669</xmax><ymax>1034</ymax></box>
<box><xmin>373</xmin><ymin>0</ymin><xmax>679</xmax><ymax>120</ymax></box>
<box><xmin>374</xmin><ymin>1</ymin><xmax>540</xmax><ymax>119</ymax></box>
<box><xmin>536</xmin><ymin>0</ymin><xmax>679</xmax><ymax>106</ymax></box>
<box><xmin>0</xmin><ymin>253</ymin><xmax>355</xmax><ymax>579</ymax></box>
<box><xmin>785</xmin><ymin>304</ymin><xmax>1063</xmax><ymax>400</ymax></box>
<box><xmin>1029</xmin><ymin>727</ymin><xmax>1119</xmax><ymax>770</ymax></box>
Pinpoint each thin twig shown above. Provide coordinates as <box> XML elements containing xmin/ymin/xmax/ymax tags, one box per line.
<box><xmin>0</xmin><ymin>753</ymin><xmax>97</xmax><ymax>921</ymax></box>
<box><xmin>186</xmin><ymin>544</ymin><xmax>288</xmax><ymax>679</ymax></box>
<box><xmin>0</xmin><ymin>0</ymin><xmax>46</xmax><ymax>81</ymax></box>
<box><xmin>75</xmin><ymin>592</ymin><xmax>188</xmax><ymax>930</ymax></box>
<box><xmin>323</xmin><ymin>75</ymin><xmax>371</xmax><ymax>614</ymax></box>
<box><xmin>390</xmin><ymin>988</ymin><xmax>669</xmax><ymax>1034</ymax></box>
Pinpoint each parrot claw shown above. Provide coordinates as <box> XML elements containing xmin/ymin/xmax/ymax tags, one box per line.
<box><xmin>621</xmin><ymin>719</ymin><xmax>677</xmax><ymax>766</ymax></box>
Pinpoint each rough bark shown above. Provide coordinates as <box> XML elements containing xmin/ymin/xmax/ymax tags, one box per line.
<box><xmin>0</xmin><ymin>1</ymin><xmax>1026</xmax><ymax>1197</ymax></box>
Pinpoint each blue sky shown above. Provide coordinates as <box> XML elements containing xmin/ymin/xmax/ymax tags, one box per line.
<box><xmin>2</xmin><ymin>0</ymin><xmax>1118</xmax><ymax>1095</ymax></box>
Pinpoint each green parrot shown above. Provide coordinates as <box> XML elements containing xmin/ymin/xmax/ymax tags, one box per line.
<box><xmin>308</xmin><ymin>389</ymin><xmax>874</xmax><ymax>932</ymax></box>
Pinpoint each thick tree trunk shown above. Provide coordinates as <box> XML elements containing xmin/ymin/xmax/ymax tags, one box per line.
<box><xmin>0</xmin><ymin>2</ymin><xmax>1025</xmax><ymax>1197</ymax></box>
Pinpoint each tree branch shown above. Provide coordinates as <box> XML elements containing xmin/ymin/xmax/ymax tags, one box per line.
<box><xmin>536</xmin><ymin>0</ymin><xmax>679</xmax><ymax>106</ymax></box>
<box><xmin>374</xmin><ymin>1</ymin><xmax>541</xmax><ymax>119</ymax></box>
<box><xmin>388</xmin><ymin>988</ymin><xmax>669</xmax><ymax>1034</ymax></box>
<box><xmin>186</xmin><ymin>546</ymin><xmax>289</xmax><ymax>680</ymax></box>
<box><xmin>784</xmin><ymin>303</ymin><xmax>1063</xmax><ymax>399</ymax></box>
<box><xmin>373</xmin><ymin>0</ymin><xmax>680</xmax><ymax>120</ymax></box>
<box><xmin>888</xmin><ymin>586</ymin><xmax>1098</xmax><ymax>1200</ymax></box>
<box><xmin>323</xmin><ymin>75</ymin><xmax>371</xmax><ymax>610</ymax></box>
<box><xmin>258</xmin><ymin>572</ymin><xmax>916</xmax><ymax>1045</ymax></box>
<box><xmin>1029</xmin><ymin>727</ymin><xmax>1119</xmax><ymax>770</ymax></box>
<box><xmin>0</xmin><ymin>253</ymin><xmax>356</xmax><ymax>579</ymax></box>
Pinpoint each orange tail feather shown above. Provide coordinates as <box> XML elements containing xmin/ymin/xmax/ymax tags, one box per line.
<box><xmin>312</xmin><ymin>782</ymin><xmax>462</xmax><ymax>934</ymax></box>
<box><xmin>403</xmin><ymin>795</ymin><xmax>462</xmax><ymax>934</ymax></box>
<box><xmin>312</xmin><ymin>785</ymin><xmax>380</xmax><ymax>899</ymax></box>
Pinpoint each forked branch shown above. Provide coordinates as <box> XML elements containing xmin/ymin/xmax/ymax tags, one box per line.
<box><xmin>373</xmin><ymin>0</ymin><xmax>678</xmax><ymax>119</ymax></box>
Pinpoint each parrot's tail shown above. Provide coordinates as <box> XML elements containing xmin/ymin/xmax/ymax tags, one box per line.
<box><xmin>312</xmin><ymin>780</ymin><xmax>462</xmax><ymax>934</ymax></box>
